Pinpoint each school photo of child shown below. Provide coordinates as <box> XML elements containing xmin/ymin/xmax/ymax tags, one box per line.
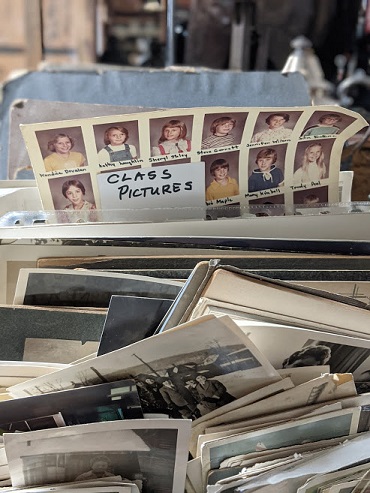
<box><xmin>300</xmin><ymin>111</ymin><xmax>356</xmax><ymax>138</ymax></box>
<box><xmin>93</xmin><ymin>120</ymin><xmax>139</xmax><ymax>165</ymax></box>
<box><xmin>248</xmin><ymin>145</ymin><xmax>287</xmax><ymax>192</ymax></box>
<box><xmin>293</xmin><ymin>140</ymin><xmax>335</xmax><ymax>185</ymax></box>
<box><xmin>203</xmin><ymin>152</ymin><xmax>240</xmax><ymax>202</ymax></box>
<box><xmin>48</xmin><ymin>173</ymin><xmax>97</xmax><ymax>223</ymax></box>
<box><xmin>251</xmin><ymin>111</ymin><xmax>302</xmax><ymax>144</ymax></box>
<box><xmin>150</xmin><ymin>115</ymin><xmax>193</xmax><ymax>156</ymax></box>
<box><xmin>201</xmin><ymin>112</ymin><xmax>248</xmax><ymax>149</ymax></box>
<box><xmin>35</xmin><ymin>127</ymin><xmax>88</xmax><ymax>173</ymax></box>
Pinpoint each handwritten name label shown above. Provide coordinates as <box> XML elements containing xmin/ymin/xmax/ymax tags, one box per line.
<box><xmin>206</xmin><ymin>197</ymin><xmax>235</xmax><ymax>206</ymax></box>
<box><xmin>39</xmin><ymin>171</ymin><xmax>63</xmax><ymax>178</ymax></box>
<box><xmin>197</xmin><ymin>145</ymin><xmax>240</xmax><ymax>156</ymax></box>
<box><xmin>246</xmin><ymin>139</ymin><xmax>290</xmax><ymax>147</ymax></box>
<box><xmin>197</xmin><ymin>145</ymin><xmax>239</xmax><ymax>156</ymax></box>
<box><xmin>148</xmin><ymin>153</ymin><xmax>189</xmax><ymax>163</ymax></box>
<box><xmin>301</xmin><ymin>135</ymin><xmax>335</xmax><ymax>140</ymax></box>
<box><xmin>245</xmin><ymin>187</ymin><xmax>281</xmax><ymax>198</ymax></box>
<box><xmin>40</xmin><ymin>166</ymin><xmax>86</xmax><ymax>178</ymax></box>
<box><xmin>290</xmin><ymin>180</ymin><xmax>321</xmax><ymax>191</ymax></box>
<box><xmin>99</xmin><ymin>159</ymin><xmax>144</xmax><ymax>168</ymax></box>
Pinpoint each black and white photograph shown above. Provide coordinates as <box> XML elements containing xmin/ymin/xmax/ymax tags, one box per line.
<box><xmin>283</xmin><ymin>338</ymin><xmax>370</xmax><ymax>395</ymax></box>
<box><xmin>0</xmin><ymin>379</ymin><xmax>143</xmax><ymax>433</ymax></box>
<box><xmin>98</xmin><ymin>295</ymin><xmax>173</xmax><ymax>355</ymax></box>
<box><xmin>13</xmin><ymin>268</ymin><xmax>183</xmax><ymax>308</ymax></box>
<box><xmin>186</xmin><ymin>267</ymin><xmax>370</xmax><ymax>340</ymax></box>
<box><xmin>4</xmin><ymin>419</ymin><xmax>191</xmax><ymax>493</ymax></box>
<box><xmin>234</xmin><ymin>319</ymin><xmax>370</xmax><ymax>384</ymax></box>
<box><xmin>8</xmin><ymin>315</ymin><xmax>281</xmax><ymax>420</ymax></box>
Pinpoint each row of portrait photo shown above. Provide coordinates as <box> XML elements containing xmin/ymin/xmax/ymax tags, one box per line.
<box><xmin>203</xmin><ymin>139</ymin><xmax>334</xmax><ymax>203</ymax></box>
<box><xmin>46</xmin><ymin>138</ymin><xmax>333</xmax><ymax>223</ymax></box>
<box><xmin>22</xmin><ymin>104</ymin><xmax>366</xmax><ymax>218</ymax></box>
<box><xmin>33</xmin><ymin>109</ymin><xmax>356</xmax><ymax>175</ymax></box>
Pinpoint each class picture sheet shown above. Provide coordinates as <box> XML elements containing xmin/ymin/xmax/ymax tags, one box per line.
<box><xmin>20</xmin><ymin>105</ymin><xmax>367</xmax><ymax>222</ymax></box>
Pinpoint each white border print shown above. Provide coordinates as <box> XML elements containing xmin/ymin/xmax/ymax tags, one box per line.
<box><xmin>20</xmin><ymin>105</ymin><xmax>367</xmax><ymax>220</ymax></box>
<box><xmin>4</xmin><ymin>419</ymin><xmax>191</xmax><ymax>493</ymax></box>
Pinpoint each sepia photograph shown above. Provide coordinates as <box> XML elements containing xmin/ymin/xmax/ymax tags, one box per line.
<box><xmin>187</xmin><ymin>266</ymin><xmax>370</xmax><ymax>340</ymax></box>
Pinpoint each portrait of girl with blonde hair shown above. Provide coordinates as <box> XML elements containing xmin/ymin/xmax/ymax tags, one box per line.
<box><xmin>293</xmin><ymin>142</ymin><xmax>327</xmax><ymax>184</ymax></box>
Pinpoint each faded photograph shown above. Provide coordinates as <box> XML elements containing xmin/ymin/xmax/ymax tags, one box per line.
<box><xmin>49</xmin><ymin>173</ymin><xmax>97</xmax><ymax>223</ymax></box>
<box><xmin>201</xmin><ymin>112</ymin><xmax>248</xmax><ymax>149</ymax></box>
<box><xmin>301</xmin><ymin>111</ymin><xmax>356</xmax><ymax>138</ymax></box>
<box><xmin>203</xmin><ymin>151</ymin><xmax>240</xmax><ymax>202</ymax></box>
<box><xmin>248</xmin><ymin>145</ymin><xmax>287</xmax><ymax>192</ymax></box>
<box><xmin>150</xmin><ymin>116</ymin><xmax>193</xmax><ymax>156</ymax></box>
<box><xmin>94</xmin><ymin>121</ymin><xmax>139</xmax><ymax>165</ymax></box>
<box><xmin>251</xmin><ymin>111</ymin><xmax>302</xmax><ymax>144</ymax></box>
<box><xmin>4</xmin><ymin>420</ymin><xmax>190</xmax><ymax>493</ymax></box>
<box><xmin>35</xmin><ymin>127</ymin><xmax>87</xmax><ymax>173</ymax></box>
<box><xmin>281</xmin><ymin>337</ymin><xmax>370</xmax><ymax>395</ymax></box>
<box><xmin>0</xmin><ymin>380</ymin><xmax>143</xmax><ymax>434</ymax></box>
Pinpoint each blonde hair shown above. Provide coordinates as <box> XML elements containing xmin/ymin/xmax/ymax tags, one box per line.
<box><xmin>301</xmin><ymin>143</ymin><xmax>326</xmax><ymax>180</ymax></box>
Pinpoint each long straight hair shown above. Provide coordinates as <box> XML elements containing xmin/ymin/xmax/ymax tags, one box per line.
<box><xmin>301</xmin><ymin>143</ymin><xmax>326</xmax><ymax>180</ymax></box>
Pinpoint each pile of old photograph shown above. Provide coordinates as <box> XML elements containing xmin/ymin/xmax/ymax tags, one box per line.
<box><xmin>0</xmin><ymin>261</ymin><xmax>370</xmax><ymax>493</ymax></box>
